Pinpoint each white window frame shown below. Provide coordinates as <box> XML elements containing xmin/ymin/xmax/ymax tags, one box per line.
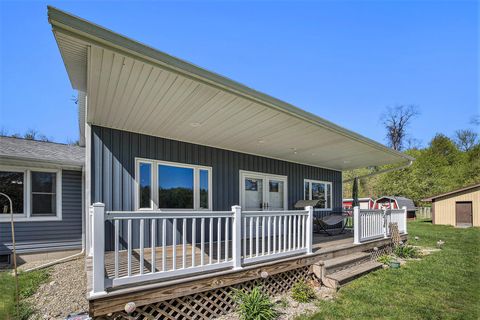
<box><xmin>304</xmin><ymin>179</ymin><xmax>333</xmax><ymax>211</ymax></box>
<box><xmin>135</xmin><ymin>158</ymin><xmax>213</xmax><ymax>211</ymax></box>
<box><xmin>0</xmin><ymin>165</ymin><xmax>62</xmax><ymax>222</ymax></box>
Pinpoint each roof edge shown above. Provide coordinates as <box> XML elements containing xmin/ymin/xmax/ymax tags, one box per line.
<box><xmin>422</xmin><ymin>183</ymin><xmax>480</xmax><ymax>202</ymax></box>
<box><xmin>47</xmin><ymin>6</ymin><xmax>414</xmax><ymax>167</ymax></box>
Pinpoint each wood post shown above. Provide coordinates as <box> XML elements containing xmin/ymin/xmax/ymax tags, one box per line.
<box><xmin>232</xmin><ymin>205</ymin><xmax>242</xmax><ymax>270</ymax></box>
<box><xmin>305</xmin><ymin>206</ymin><xmax>313</xmax><ymax>254</ymax></box>
<box><xmin>91</xmin><ymin>202</ymin><xmax>106</xmax><ymax>297</ymax></box>
<box><xmin>353</xmin><ymin>206</ymin><xmax>360</xmax><ymax>244</ymax></box>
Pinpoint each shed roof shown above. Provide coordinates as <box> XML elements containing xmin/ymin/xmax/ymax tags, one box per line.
<box><xmin>422</xmin><ymin>183</ymin><xmax>480</xmax><ymax>202</ymax></box>
<box><xmin>376</xmin><ymin>196</ymin><xmax>416</xmax><ymax>211</ymax></box>
<box><xmin>0</xmin><ymin>136</ymin><xmax>84</xmax><ymax>168</ymax></box>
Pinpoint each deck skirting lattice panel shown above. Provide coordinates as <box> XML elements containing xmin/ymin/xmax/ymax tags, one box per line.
<box><xmin>107</xmin><ymin>266</ymin><xmax>312</xmax><ymax>320</ymax></box>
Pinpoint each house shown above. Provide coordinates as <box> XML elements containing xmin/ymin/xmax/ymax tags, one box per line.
<box><xmin>45</xmin><ymin>6</ymin><xmax>413</xmax><ymax>318</ymax></box>
<box><xmin>422</xmin><ymin>183</ymin><xmax>479</xmax><ymax>227</ymax></box>
<box><xmin>373</xmin><ymin>196</ymin><xmax>416</xmax><ymax>218</ymax></box>
<box><xmin>343</xmin><ymin>197</ymin><xmax>374</xmax><ymax>210</ymax></box>
<box><xmin>0</xmin><ymin>136</ymin><xmax>84</xmax><ymax>264</ymax></box>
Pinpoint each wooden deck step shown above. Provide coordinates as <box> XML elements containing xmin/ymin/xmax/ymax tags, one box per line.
<box><xmin>322</xmin><ymin>252</ymin><xmax>370</xmax><ymax>273</ymax></box>
<box><xmin>322</xmin><ymin>260</ymin><xmax>383</xmax><ymax>289</ymax></box>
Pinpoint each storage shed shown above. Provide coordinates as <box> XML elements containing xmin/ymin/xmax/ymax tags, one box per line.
<box><xmin>373</xmin><ymin>196</ymin><xmax>416</xmax><ymax>218</ymax></box>
<box><xmin>423</xmin><ymin>183</ymin><xmax>479</xmax><ymax>227</ymax></box>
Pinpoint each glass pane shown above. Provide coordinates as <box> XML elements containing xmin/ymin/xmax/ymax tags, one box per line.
<box><xmin>32</xmin><ymin>193</ymin><xmax>56</xmax><ymax>216</ymax></box>
<box><xmin>312</xmin><ymin>182</ymin><xmax>326</xmax><ymax>208</ymax></box>
<box><xmin>139</xmin><ymin>163</ymin><xmax>152</xmax><ymax>209</ymax></box>
<box><xmin>304</xmin><ymin>182</ymin><xmax>310</xmax><ymax>200</ymax></box>
<box><xmin>0</xmin><ymin>171</ymin><xmax>24</xmax><ymax>214</ymax></box>
<box><xmin>32</xmin><ymin>172</ymin><xmax>56</xmax><ymax>192</ymax></box>
<box><xmin>158</xmin><ymin>165</ymin><xmax>194</xmax><ymax>209</ymax></box>
<box><xmin>268</xmin><ymin>180</ymin><xmax>284</xmax><ymax>210</ymax></box>
<box><xmin>199</xmin><ymin>169</ymin><xmax>209</xmax><ymax>209</ymax></box>
<box><xmin>244</xmin><ymin>178</ymin><xmax>263</xmax><ymax>211</ymax></box>
<box><xmin>326</xmin><ymin>184</ymin><xmax>332</xmax><ymax>209</ymax></box>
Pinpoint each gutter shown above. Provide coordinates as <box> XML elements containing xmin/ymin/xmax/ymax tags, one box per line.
<box><xmin>342</xmin><ymin>160</ymin><xmax>414</xmax><ymax>183</ymax></box>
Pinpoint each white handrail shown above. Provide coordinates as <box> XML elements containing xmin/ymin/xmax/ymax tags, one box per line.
<box><xmin>353</xmin><ymin>206</ymin><xmax>408</xmax><ymax>244</ymax></box>
<box><xmin>89</xmin><ymin>204</ymin><xmax>315</xmax><ymax>295</ymax></box>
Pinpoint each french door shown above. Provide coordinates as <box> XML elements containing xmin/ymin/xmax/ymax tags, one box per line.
<box><xmin>240</xmin><ymin>170</ymin><xmax>288</xmax><ymax>211</ymax></box>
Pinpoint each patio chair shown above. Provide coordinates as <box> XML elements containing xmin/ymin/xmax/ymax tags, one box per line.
<box><xmin>314</xmin><ymin>213</ymin><xmax>348</xmax><ymax>236</ymax></box>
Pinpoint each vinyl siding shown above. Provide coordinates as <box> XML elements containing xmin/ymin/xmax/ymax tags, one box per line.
<box><xmin>433</xmin><ymin>187</ymin><xmax>479</xmax><ymax>227</ymax></box>
<box><xmin>0</xmin><ymin>170</ymin><xmax>83</xmax><ymax>254</ymax></box>
<box><xmin>91</xmin><ymin>126</ymin><xmax>343</xmax><ymax>250</ymax></box>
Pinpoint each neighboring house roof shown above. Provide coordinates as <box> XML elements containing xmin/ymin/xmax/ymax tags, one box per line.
<box><xmin>47</xmin><ymin>6</ymin><xmax>414</xmax><ymax>171</ymax></box>
<box><xmin>375</xmin><ymin>196</ymin><xmax>416</xmax><ymax>211</ymax></box>
<box><xmin>0</xmin><ymin>136</ymin><xmax>84</xmax><ymax>168</ymax></box>
<box><xmin>422</xmin><ymin>183</ymin><xmax>480</xmax><ymax>202</ymax></box>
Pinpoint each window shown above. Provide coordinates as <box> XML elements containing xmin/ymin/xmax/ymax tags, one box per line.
<box><xmin>136</xmin><ymin>159</ymin><xmax>212</xmax><ymax>210</ymax></box>
<box><xmin>304</xmin><ymin>179</ymin><xmax>333</xmax><ymax>210</ymax></box>
<box><xmin>138</xmin><ymin>163</ymin><xmax>152</xmax><ymax>209</ymax></box>
<box><xmin>0</xmin><ymin>167</ymin><xmax>62</xmax><ymax>221</ymax></box>
<box><xmin>0</xmin><ymin>171</ymin><xmax>24</xmax><ymax>214</ymax></box>
<box><xmin>31</xmin><ymin>172</ymin><xmax>57</xmax><ymax>216</ymax></box>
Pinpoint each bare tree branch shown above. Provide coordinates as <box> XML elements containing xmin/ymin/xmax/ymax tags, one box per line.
<box><xmin>454</xmin><ymin>129</ymin><xmax>478</xmax><ymax>151</ymax></box>
<box><xmin>381</xmin><ymin>105</ymin><xmax>419</xmax><ymax>151</ymax></box>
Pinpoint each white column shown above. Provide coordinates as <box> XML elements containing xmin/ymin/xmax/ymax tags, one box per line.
<box><xmin>91</xmin><ymin>202</ymin><xmax>106</xmax><ymax>296</ymax></box>
<box><xmin>353</xmin><ymin>206</ymin><xmax>360</xmax><ymax>244</ymax></box>
<box><xmin>305</xmin><ymin>206</ymin><xmax>313</xmax><ymax>254</ymax></box>
<box><xmin>402</xmin><ymin>206</ymin><xmax>408</xmax><ymax>234</ymax></box>
<box><xmin>232</xmin><ymin>205</ymin><xmax>242</xmax><ymax>269</ymax></box>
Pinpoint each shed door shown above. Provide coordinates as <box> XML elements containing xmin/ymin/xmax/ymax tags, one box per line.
<box><xmin>455</xmin><ymin>202</ymin><xmax>473</xmax><ymax>227</ymax></box>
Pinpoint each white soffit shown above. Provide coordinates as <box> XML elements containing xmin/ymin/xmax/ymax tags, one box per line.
<box><xmin>48</xmin><ymin>6</ymin><xmax>413</xmax><ymax>171</ymax></box>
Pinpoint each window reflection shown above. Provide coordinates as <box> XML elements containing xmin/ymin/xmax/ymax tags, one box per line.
<box><xmin>139</xmin><ymin>163</ymin><xmax>152</xmax><ymax>209</ymax></box>
<box><xmin>158</xmin><ymin>165</ymin><xmax>194</xmax><ymax>209</ymax></box>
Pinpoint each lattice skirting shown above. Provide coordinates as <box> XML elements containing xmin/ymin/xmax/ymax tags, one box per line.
<box><xmin>105</xmin><ymin>267</ymin><xmax>313</xmax><ymax>320</ymax></box>
<box><xmin>367</xmin><ymin>242</ymin><xmax>394</xmax><ymax>260</ymax></box>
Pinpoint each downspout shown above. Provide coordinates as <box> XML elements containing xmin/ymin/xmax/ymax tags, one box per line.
<box><xmin>25</xmin><ymin>94</ymin><xmax>88</xmax><ymax>273</ymax></box>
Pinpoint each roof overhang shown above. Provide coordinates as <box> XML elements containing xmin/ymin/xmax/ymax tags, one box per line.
<box><xmin>48</xmin><ymin>6</ymin><xmax>414</xmax><ymax>171</ymax></box>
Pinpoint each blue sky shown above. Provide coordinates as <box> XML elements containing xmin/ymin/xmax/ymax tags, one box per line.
<box><xmin>1</xmin><ymin>1</ymin><xmax>478</xmax><ymax>147</ymax></box>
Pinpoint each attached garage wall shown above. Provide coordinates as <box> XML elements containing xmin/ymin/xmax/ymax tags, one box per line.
<box><xmin>432</xmin><ymin>187</ymin><xmax>480</xmax><ymax>227</ymax></box>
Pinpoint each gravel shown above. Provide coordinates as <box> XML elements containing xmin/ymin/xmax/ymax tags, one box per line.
<box><xmin>217</xmin><ymin>285</ymin><xmax>336</xmax><ymax>320</ymax></box>
<box><xmin>26</xmin><ymin>258</ymin><xmax>88</xmax><ymax>320</ymax></box>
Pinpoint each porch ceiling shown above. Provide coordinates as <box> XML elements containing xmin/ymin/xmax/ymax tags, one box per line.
<box><xmin>48</xmin><ymin>7</ymin><xmax>413</xmax><ymax>171</ymax></box>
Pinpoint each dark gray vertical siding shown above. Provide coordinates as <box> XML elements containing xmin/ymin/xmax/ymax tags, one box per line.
<box><xmin>92</xmin><ymin>126</ymin><xmax>342</xmax><ymax>212</ymax></box>
<box><xmin>0</xmin><ymin>170</ymin><xmax>83</xmax><ymax>254</ymax></box>
<box><xmin>92</xmin><ymin>126</ymin><xmax>342</xmax><ymax>250</ymax></box>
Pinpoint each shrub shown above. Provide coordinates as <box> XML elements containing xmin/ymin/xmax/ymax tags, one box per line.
<box><xmin>232</xmin><ymin>287</ymin><xmax>277</xmax><ymax>320</ymax></box>
<box><xmin>377</xmin><ymin>254</ymin><xmax>393</xmax><ymax>265</ymax></box>
<box><xmin>291</xmin><ymin>280</ymin><xmax>316</xmax><ymax>303</ymax></box>
<box><xmin>394</xmin><ymin>245</ymin><xmax>420</xmax><ymax>259</ymax></box>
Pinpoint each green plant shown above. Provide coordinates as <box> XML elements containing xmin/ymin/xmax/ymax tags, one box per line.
<box><xmin>291</xmin><ymin>280</ymin><xmax>316</xmax><ymax>303</ymax></box>
<box><xmin>394</xmin><ymin>244</ymin><xmax>420</xmax><ymax>259</ymax></box>
<box><xmin>377</xmin><ymin>254</ymin><xmax>393</xmax><ymax>265</ymax></box>
<box><xmin>232</xmin><ymin>287</ymin><xmax>277</xmax><ymax>320</ymax></box>
<box><xmin>278</xmin><ymin>297</ymin><xmax>289</xmax><ymax>308</ymax></box>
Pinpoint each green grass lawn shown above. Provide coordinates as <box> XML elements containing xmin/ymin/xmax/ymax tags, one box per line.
<box><xmin>301</xmin><ymin>221</ymin><xmax>480</xmax><ymax>320</ymax></box>
<box><xmin>0</xmin><ymin>268</ymin><xmax>50</xmax><ymax>320</ymax></box>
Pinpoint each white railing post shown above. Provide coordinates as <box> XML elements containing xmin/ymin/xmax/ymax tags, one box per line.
<box><xmin>383</xmin><ymin>208</ymin><xmax>388</xmax><ymax>238</ymax></box>
<box><xmin>232</xmin><ymin>205</ymin><xmax>242</xmax><ymax>269</ymax></box>
<box><xmin>91</xmin><ymin>202</ymin><xmax>106</xmax><ymax>296</ymax></box>
<box><xmin>402</xmin><ymin>206</ymin><xmax>408</xmax><ymax>234</ymax></box>
<box><xmin>305</xmin><ymin>206</ymin><xmax>313</xmax><ymax>254</ymax></box>
<box><xmin>353</xmin><ymin>206</ymin><xmax>360</xmax><ymax>244</ymax></box>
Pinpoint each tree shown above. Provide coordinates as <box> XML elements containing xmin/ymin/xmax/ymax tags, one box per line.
<box><xmin>381</xmin><ymin>105</ymin><xmax>419</xmax><ymax>151</ymax></box>
<box><xmin>454</xmin><ymin>129</ymin><xmax>478</xmax><ymax>152</ymax></box>
<box><xmin>23</xmin><ymin>129</ymin><xmax>50</xmax><ymax>142</ymax></box>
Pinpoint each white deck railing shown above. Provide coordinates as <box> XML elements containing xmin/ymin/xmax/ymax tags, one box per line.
<box><xmin>90</xmin><ymin>204</ymin><xmax>313</xmax><ymax>296</ymax></box>
<box><xmin>353</xmin><ymin>206</ymin><xmax>407</xmax><ymax>244</ymax></box>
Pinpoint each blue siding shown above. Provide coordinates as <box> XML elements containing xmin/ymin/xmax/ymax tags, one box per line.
<box><xmin>91</xmin><ymin>126</ymin><xmax>342</xmax><ymax>250</ymax></box>
<box><xmin>0</xmin><ymin>170</ymin><xmax>83</xmax><ymax>254</ymax></box>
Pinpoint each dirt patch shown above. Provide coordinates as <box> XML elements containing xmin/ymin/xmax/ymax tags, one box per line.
<box><xmin>26</xmin><ymin>258</ymin><xmax>88</xmax><ymax>319</ymax></box>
